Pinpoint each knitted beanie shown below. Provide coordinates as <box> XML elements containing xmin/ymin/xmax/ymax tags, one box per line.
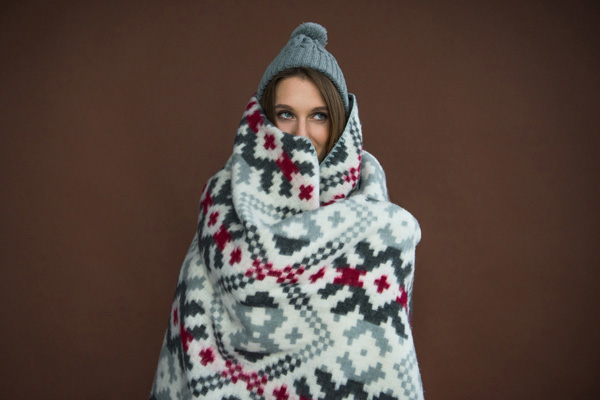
<box><xmin>256</xmin><ymin>22</ymin><xmax>349</xmax><ymax>114</ymax></box>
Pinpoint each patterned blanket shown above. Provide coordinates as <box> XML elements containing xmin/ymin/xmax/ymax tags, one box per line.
<box><xmin>150</xmin><ymin>94</ymin><xmax>424</xmax><ymax>400</ymax></box>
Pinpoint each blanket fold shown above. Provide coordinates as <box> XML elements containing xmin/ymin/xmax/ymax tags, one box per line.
<box><xmin>151</xmin><ymin>94</ymin><xmax>424</xmax><ymax>400</ymax></box>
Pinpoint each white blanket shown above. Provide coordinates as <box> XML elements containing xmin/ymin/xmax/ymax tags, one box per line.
<box><xmin>150</xmin><ymin>94</ymin><xmax>424</xmax><ymax>400</ymax></box>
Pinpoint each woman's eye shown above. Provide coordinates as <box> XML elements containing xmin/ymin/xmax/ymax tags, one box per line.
<box><xmin>277</xmin><ymin>111</ymin><xmax>293</xmax><ymax>120</ymax></box>
<box><xmin>313</xmin><ymin>112</ymin><xmax>328</xmax><ymax>121</ymax></box>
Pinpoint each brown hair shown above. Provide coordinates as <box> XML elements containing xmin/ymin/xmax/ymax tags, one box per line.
<box><xmin>260</xmin><ymin>68</ymin><xmax>347</xmax><ymax>158</ymax></box>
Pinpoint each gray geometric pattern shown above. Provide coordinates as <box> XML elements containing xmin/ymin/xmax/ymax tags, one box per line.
<box><xmin>393</xmin><ymin>348</ymin><xmax>423</xmax><ymax>400</ymax></box>
<box><xmin>336</xmin><ymin>352</ymin><xmax>386</xmax><ymax>383</ymax></box>
<box><xmin>343</xmin><ymin>319</ymin><xmax>394</xmax><ymax>357</ymax></box>
<box><xmin>150</xmin><ymin>95</ymin><xmax>424</xmax><ymax>400</ymax></box>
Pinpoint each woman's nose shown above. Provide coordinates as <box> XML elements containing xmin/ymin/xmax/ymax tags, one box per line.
<box><xmin>294</xmin><ymin>120</ymin><xmax>308</xmax><ymax>138</ymax></box>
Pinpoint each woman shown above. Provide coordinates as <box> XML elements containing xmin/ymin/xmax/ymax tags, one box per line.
<box><xmin>260</xmin><ymin>67</ymin><xmax>344</xmax><ymax>164</ymax></box>
<box><xmin>150</xmin><ymin>23</ymin><xmax>424</xmax><ymax>400</ymax></box>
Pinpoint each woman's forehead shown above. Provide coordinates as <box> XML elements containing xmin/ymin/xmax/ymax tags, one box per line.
<box><xmin>274</xmin><ymin>77</ymin><xmax>327</xmax><ymax>108</ymax></box>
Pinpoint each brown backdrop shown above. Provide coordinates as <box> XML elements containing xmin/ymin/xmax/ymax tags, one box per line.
<box><xmin>1</xmin><ymin>1</ymin><xmax>599</xmax><ymax>399</ymax></box>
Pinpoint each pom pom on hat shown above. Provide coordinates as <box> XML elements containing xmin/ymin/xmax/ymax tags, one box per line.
<box><xmin>291</xmin><ymin>22</ymin><xmax>327</xmax><ymax>46</ymax></box>
<box><xmin>256</xmin><ymin>22</ymin><xmax>349</xmax><ymax>114</ymax></box>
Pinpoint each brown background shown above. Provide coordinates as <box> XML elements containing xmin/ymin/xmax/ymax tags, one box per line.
<box><xmin>1</xmin><ymin>1</ymin><xmax>599</xmax><ymax>399</ymax></box>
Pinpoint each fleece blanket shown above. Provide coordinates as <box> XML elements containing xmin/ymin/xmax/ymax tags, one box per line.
<box><xmin>150</xmin><ymin>94</ymin><xmax>424</xmax><ymax>400</ymax></box>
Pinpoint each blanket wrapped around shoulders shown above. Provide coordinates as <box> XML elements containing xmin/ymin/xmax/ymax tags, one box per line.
<box><xmin>150</xmin><ymin>94</ymin><xmax>424</xmax><ymax>400</ymax></box>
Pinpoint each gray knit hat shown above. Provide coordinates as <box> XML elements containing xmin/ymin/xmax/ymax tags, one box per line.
<box><xmin>256</xmin><ymin>22</ymin><xmax>349</xmax><ymax>114</ymax></box>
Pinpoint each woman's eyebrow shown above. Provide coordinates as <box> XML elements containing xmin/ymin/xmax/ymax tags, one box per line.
<box><xmin>274</xmin><ymin>104</ymin><xmax>329</xmax><ymax>112</ymax></box>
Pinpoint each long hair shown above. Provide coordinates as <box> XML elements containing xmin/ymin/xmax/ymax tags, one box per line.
<box><xmin>260</xmin><ymin>68</ymin><xmax>347</xmax><ymax>158</ymax></box>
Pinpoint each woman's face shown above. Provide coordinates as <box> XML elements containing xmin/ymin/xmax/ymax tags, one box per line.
<box><xmin>273</xmin><ymin>76</ymin><xmax>330</xmax><ymax>162</ymax></box>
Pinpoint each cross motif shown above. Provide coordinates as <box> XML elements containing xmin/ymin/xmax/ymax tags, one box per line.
<box><xmin>309</xmin><ymin>267</ymin><xmax>325</xmax><ymax>283</ymax></box>
<box><xmin>374</xmin><ymin>275</ymin><xmax>391</xmax><ymax>293</ymax></box>
<box><xmin>333</xmin><ymin>267</ymin><xmax>367</xmax><ymax>288</ymax></box>
<box><xmin>201</xmin><ymin>191</ymin><xmax>212</xmax><ymax>215</ymax></box>
<box><xmin>285</xmin><ymin>327</ymin><xmax>302</xmax><ymax>345</ymax></box>
<box><xmin>246</xmin><ymin>108</ymin><xmax>262</xmax><ymax>133</ymax></box>
<box><xmin>263</xmin><ymin>133</ymin><xmax>276</xmax><ymax>150</ymax></box>
<box><xmin>276</xmin><ymin>153</ymin><xmax>299</xmax><ymax>182</ymax></box>
<box><xmin>208</xmin><ymin>211</ymin><xmax>219</xmax><ymax>226</ymax></box>
<box><xmin>273</xmin><ymin>385</ymin><xmax>290</xmax><ymax>400</ymax></box>
<box><xmin>328</xmin><ymin>211</ymin><xmax>345</xmax><ymax>228</ymax></box>
<box><xmin>229</xmin><ymin>247</ymin><xmax>242</xmax><ymax>265</ymax></box>
<box><xmin>199</xmin><ymin>347</ymin><xmax>215</xmax><ymax>366</ymax></box>
<box><xmin>396</xmin><ymin>286</ymin><xmax>409</xmax><ymax>310</ymax></box>
<box><xmin>298</xmin><ymin>184</ymin><xmax>314</xmax><ymax>201</ymax></box>
<box><xmin>213</xmin><ymin>225</ymin><xmax>231</xmax><ymax>251</ymax></box>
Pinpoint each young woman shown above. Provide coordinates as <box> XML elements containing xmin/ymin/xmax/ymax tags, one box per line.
<box><xmin>150</xmin><ymin>23</ymin><xmax>424</xmax><ymax>400</ymax></box>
